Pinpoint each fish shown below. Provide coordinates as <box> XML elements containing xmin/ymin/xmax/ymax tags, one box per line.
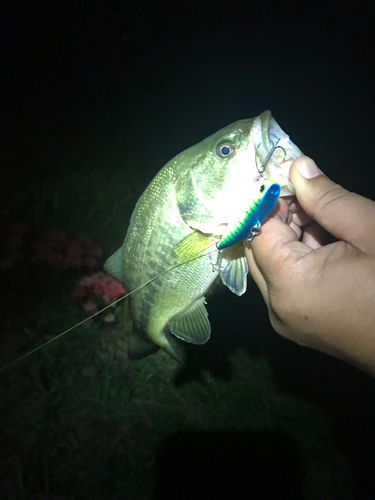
<box><xmin>104</xmin><ymin>110</ymin><xmax>303</xmax><ymax>362</ymax></box>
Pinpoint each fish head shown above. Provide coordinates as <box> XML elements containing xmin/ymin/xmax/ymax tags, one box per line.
<box><xmin>175</xmin><ymin>111</ymin><xmax>301</xmax><ymax>230</ymax></box>
<box><xmin>175</xmin><ymin>116</ymin><xmax>261</xmax><ymax>227</ymax></box>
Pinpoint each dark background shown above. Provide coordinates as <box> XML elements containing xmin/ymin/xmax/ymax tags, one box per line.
<box><xmin>2</xmin><ymin>0</ymin><xmax>374</xmax><ymax>193</ymax></box>
<box><xmin>1</xmin><ymin>0</ymin><xmax>374</xmax><ymax>498</ymax></box>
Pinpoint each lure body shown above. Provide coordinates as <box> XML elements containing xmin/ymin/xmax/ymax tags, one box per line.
<box><xmin>217</xmin><ymin>180</ymin><xmax>281</xmax><ymax>250</ymax></box>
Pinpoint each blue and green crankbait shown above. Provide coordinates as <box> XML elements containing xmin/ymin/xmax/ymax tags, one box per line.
<box><xmin>217</xmin><ymin>179</ymin><xmax>281</xmax><ymax>250</ymax></box>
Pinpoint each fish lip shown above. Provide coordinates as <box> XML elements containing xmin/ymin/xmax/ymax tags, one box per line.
<box><xmin>257</xmin><ymin>111</ymin><xmax>303</xmax><ymax>196</ymax></box>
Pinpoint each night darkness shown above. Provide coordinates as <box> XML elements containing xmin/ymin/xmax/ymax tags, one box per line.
<box><xmin>1</xmin><ymin>1</ymin><xmax>375</xmax><ymax>499</ymax></box>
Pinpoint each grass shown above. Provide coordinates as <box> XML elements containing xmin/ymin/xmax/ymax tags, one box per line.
<box><xmin>0</xmin><ymin>158</ymin><xmax>358</xmax><ymax>499</ymax></box>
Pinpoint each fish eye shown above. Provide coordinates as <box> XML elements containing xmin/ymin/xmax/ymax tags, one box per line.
<box><xmin>216</xmin><ymin>142</ymin><xmax>234</xmax><ymax>158</ymax></box>
<box><xmin>259</xmin><ymin>184</ymin><xmax>265</xmax><ymax>193</ymax></box>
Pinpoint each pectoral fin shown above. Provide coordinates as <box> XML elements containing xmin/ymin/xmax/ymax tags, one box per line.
<box><xmin>171</xmin><ymin>231</ymin><xmax>217</xmax><ymax>263</ymax></box>
<box><xmin>186</xmin><ymin>220</ymin><xmax>227</xmax><ymax>236</ymax></box>
<box><xmin>219</xmin><ymin>246</ymin><xmax>249</xmax><ymax>296</ymax></box>
<box><xmin>169</xmin><ymin>297</ymin><xmax>211</xmax><ymax>344</ymax></box>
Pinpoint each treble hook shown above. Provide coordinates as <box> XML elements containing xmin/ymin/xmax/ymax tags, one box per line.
<box><xmin>256</xmin><ymin>137</ymin><xmax>287</xmax><ymax>176</ymax></box>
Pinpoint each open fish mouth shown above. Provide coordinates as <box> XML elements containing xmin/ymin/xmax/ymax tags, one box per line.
<box><xmin>253</xmin><ymin>110</ymin><xmax>303</xmax><ymax>196</ymax></box>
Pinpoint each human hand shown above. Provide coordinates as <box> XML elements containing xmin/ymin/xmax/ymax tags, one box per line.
<box><xmin>245</xmin><ymin>156</ymin><xmax>375</xmax><ymax>376</ymax></box>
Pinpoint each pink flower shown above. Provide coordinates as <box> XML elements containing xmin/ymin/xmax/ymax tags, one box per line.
<box><xmin>72</xmin><ymin>286</ymin><xmax>88</xmax><ymax>299</ymax></box>
<box><xmin>90</xmin><ymin>278</ymin><xmax>105</xmax><ymax>297</ymax></box>
<box><xmin>74</xmin><ymin>272</ymin><xmax>126</xmax><ymax>303</ymax></box>
<box><xmin>73</xmin><ymin>271</ymin><xmax>126</xmax><ymax>320</ymax></box>
<box><xmin>83</xmin><ymin>300</ymin><xmax>98</xmax><ymax>313</ymax></box>
<box><xmin>77</xmin><ymin>276</ymin><xmax>91</xmax><ymax>287</ymax></box>
<box><xmin>102</xmin><ymin>275</ymin><xmax>126</xmax><ymax>300</ymax></box>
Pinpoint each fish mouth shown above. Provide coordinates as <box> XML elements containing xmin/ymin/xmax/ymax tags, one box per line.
<box><xmin>255</xmin><ymin>110</ymin><xmax>303</xmax><ymax>196</ymax></box>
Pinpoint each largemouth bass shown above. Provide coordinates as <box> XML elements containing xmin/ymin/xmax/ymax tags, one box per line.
<box><xmin>104</xmin><ymin>110</ymin><xmax>303</xmax><ymax>361</ymax></box>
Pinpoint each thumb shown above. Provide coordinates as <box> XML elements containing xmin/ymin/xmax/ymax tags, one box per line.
<box><xmin>290</xmin><ymin>156</ymin><xmax>375</xmax><ymax>253</ymax></box>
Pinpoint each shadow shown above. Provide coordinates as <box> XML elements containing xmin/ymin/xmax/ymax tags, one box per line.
<box><xmin>153</xmin><ymin>428</ymin><xmax>303</xmax><ymax>500</ymax></box>
<box><xmin>173</xmin><ymin>341</ymin><xmax>234</xmax><ymax>387</ymax></box>
<box><xmin>237</xmin><ymin>289</ymin><xmax>375</xmax><ymax>499</ymax></box>
<box><xmin>261</xmin><ymin>335</ymin><xmax>375</xmax><ymax>499</ymax></box>
<box><xmin>172</xmin><ymin>281</ymin><xmax>266</xmax><ymax>386</ymax></box>
<box><xmin>173</xmin><ymin>281</ymin><xmax>375</xmax><ymax>499</ymax></box>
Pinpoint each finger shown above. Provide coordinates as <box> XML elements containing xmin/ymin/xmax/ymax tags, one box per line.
<box><xmin>289</xmin><ymin>201</ymin><xmax>313</xmax><ymax>228</ymax></box>
<box><xmin>245</xmin><ymin>247</ymin><xmax>270</xmax><ymax>305</ymax></box>
<box><xmin>301</xmin><ymin>221</ymin><xmax>331</xmax><ymax>249</ymax></box>
<box><xmin>246</xmin><ymin>199</ymin><xmax>290</xmax><ymax>302</ymax></box>
<box><xmin>245</xmin><ymin>200</ymin><xmax>311</xmax><ymax>286</ymax></box>
<box><xmin>290</xmin><ymin>157</ymin><xmax>375</xmax><ymax>253</ymax></box>
<box><xmin>290</xmin><ymin>221</ymin><xmax>302</xmax><ymax>240</ymax></box>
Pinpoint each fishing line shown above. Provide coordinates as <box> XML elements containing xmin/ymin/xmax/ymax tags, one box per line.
<box><xmin>0</xmin><ymin>240</ymin><xmax>220</xmax><ymax>372</ymax></box>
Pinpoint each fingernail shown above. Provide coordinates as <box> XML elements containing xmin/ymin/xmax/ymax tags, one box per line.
<box><xmin>297</xmin><ymin>158</ymin><xmax>323</xmax><ymax>179</ymax></box>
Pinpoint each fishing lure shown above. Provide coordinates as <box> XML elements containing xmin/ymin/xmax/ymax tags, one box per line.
<box><xmin>217</xmin><ymin>179</ymin><xmax>281</xmax><ymax>250</ymax></box>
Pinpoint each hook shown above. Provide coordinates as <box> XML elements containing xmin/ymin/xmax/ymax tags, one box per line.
<box><xmin>256</xmin><ymin>137</ymin><xmax>287</xmax><ymax>176</ymax></box>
